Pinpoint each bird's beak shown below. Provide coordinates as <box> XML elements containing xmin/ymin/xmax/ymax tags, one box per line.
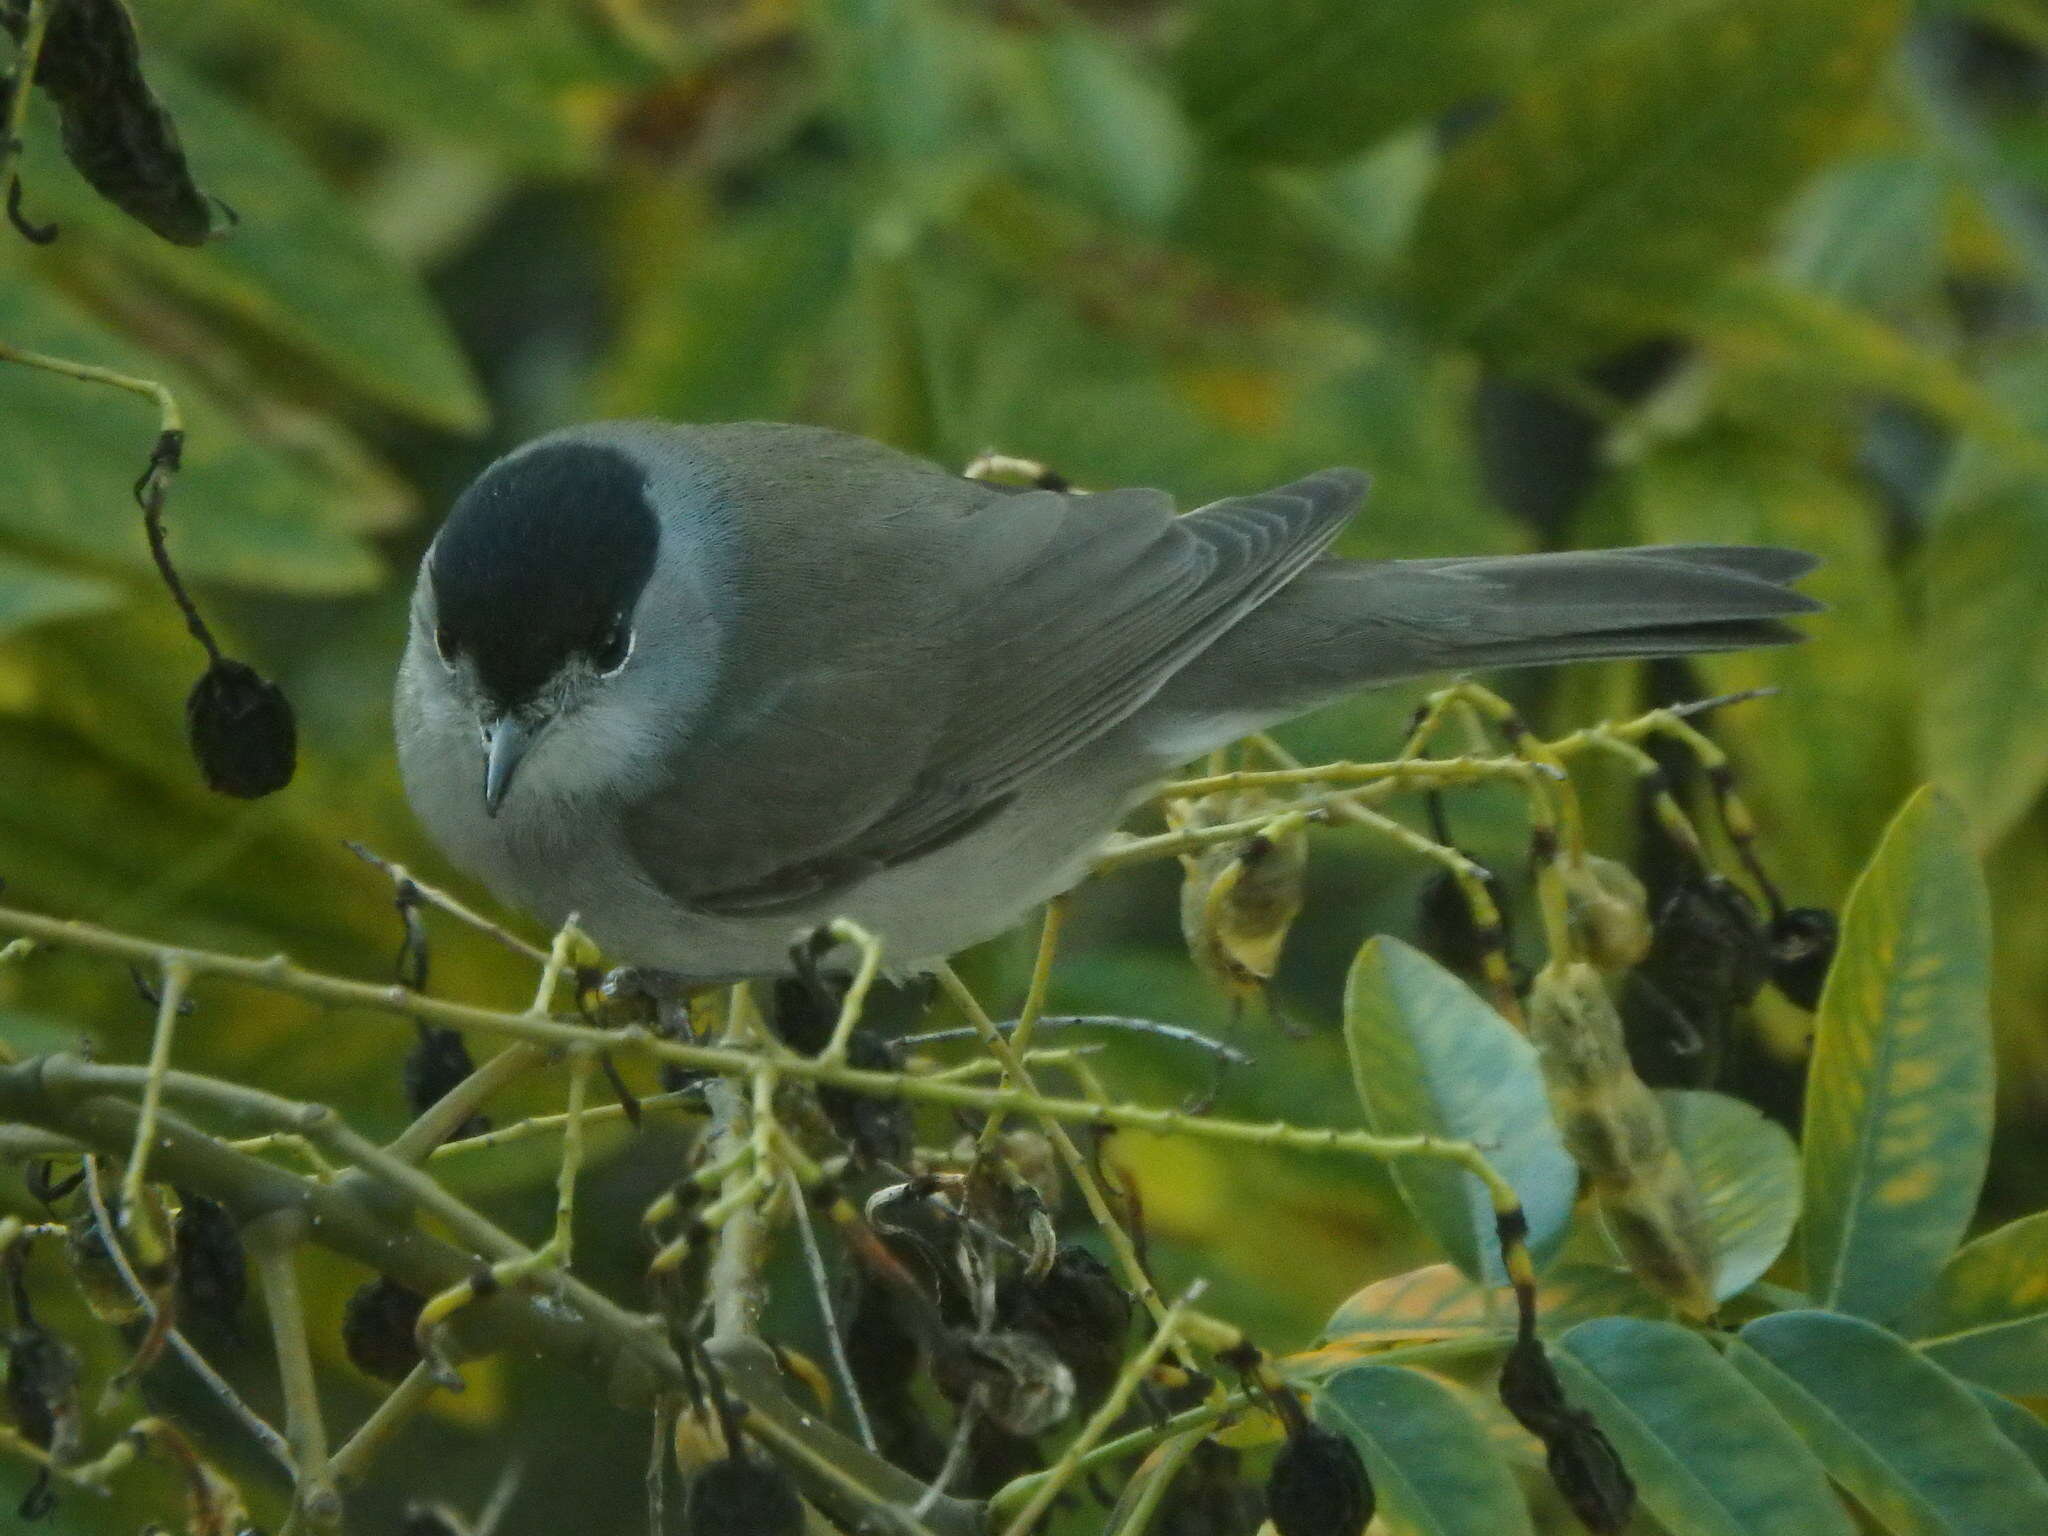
<box><xmin>482</xmin><ymin>716</ymin><xmax>536</xmax><ymax>818</ymax></box>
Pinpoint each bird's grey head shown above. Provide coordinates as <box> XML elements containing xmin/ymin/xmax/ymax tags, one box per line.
<box><xmin>407</xmin><ymin>433</ymin><xmax>710</xmax><ymax>818</ymax></box>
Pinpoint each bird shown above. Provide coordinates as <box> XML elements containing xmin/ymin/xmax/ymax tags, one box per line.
<box><xmin>395</xmin><ymin>421</ymin><xmax>1818</xmax><ymax>982</ymax></box>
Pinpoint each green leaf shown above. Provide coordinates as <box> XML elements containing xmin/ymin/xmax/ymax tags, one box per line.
<box><xmin>0</xmin><ymin>285</ymin><xmax>385</xmax><ymax>594</ymax></box>
<box><xmin>1899</xmin><ymin>1212</ymin><xmax>2048</xmax><ymax>1396</ymax></box>
<box><xmin>18</xmin><ymin>63</ymin><xmax>486</xmax><ymax>431</ymax></box>
<box><xmin>1920</xmin><ymin>489</ymin><xmax>2048</xmax><ymax>850</ymax></box>
<box><xmin>1659</xmin><ymin>1090</ymin><xmax>1799</xmax><ymax>1302</ymax></box>
<box><xmin>1973</xmin><ymin>1388</ymin><xmax>2048</xmax><ymax>1483</ymax></box>
<box><xmin>1409</xmin><ymin>0</ymin><xmax>1906</xmax><ymax>365</ymax></box>
<box><xmin>1343</xmin><ymin>937</ymin><xmax>1577</xmax><ymax>1285</ymax></box>
<box><xmin>1555</xmin><ymin>1317</ymin><xmax>1856</xmax><ymax>1536</ymax></box>
<box><xmin>1733</xmin><ymin>1310</ymin><xmax>2048</xmax><ymax>1535</ymax></box>
<box><xmin>1315</xmin><ymin>1364</ymin><xmax>1536</xmax><ymax>1536</ymax></box>
<box><xmin>1802</xmin><ymin>787</ymin><xmax>1994</xmax><ymax>1321</ymax></box>
<box><xmin>0</xmin><ymin>554</ymin><xmax>119</xmax><ymax>639</ymax></box>
<box><xmin>1174</xmin><ymin>0</ymin><xmax>1632</xmax><ymax>166</ymax></box>
<box><xmin>1027</xmin><ymin>24</ymin><xmax>1195</xmax><ymax>230</ymax></box>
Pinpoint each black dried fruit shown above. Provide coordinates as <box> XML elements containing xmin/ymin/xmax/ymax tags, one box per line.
<box><xmin>999</xmin><ymin>1243</ymin><xmax>1132</xmax><ymax>1406</ymax></box>
<box><xmin>185</xmin><ymin>658</ymin><xmax>296</xmax><ymax>798</ymax></box>
<box><xmin>341</xmin><ymin>1276</ymin><xmax>425</xmax><ymax>1383</ymax></box>
<box><xmin>403</xmin><ymin>1025</ymin><xmax>487</xmax><ymax>1139</ymax></box>
<box><xmin>1498</xmin><ymin>1333</ymin><xmax>1634</xmax><ymax>1534</ymax></box>
<box><xmin>683</xmin><ymin>1452</ymin><xmax>804</xmax><ymax>1536</ymax></box>
<box><xmin>1768</xmin><ymin>906</ymin><xmax>1838</xmax><ymax>1011</ymax></box>
<box><xmin>172</xmin><ymin>1189</ymin><xmax>245</xmax><ymax>1332</ymax></box>
<box><xmin>1265</xmin><ymin>1421</ymin><xmax>1372</xmax><ymax>1536</ymax></box>
<box><xmin>820</xmin><ymin>1030</ymin><xmax>909</xmax><ymax>1168</ymax></box>
<box><xmin>3</xmin><ymin>0</ymin><xmax>225</xmax><ymax>244</ymax></box>
<box><xmin>1621</xmin><ymin>874</ymin><xmax>1769</xmax><ymax>1088</ymax></box>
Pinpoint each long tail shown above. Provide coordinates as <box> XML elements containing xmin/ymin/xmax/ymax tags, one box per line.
<box><xmin>1143</xmin><ymin>544</ymin><xmax>1821</xmax><ymax>751</ymax></box>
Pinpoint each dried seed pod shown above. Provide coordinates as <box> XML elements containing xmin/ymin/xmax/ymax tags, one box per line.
<box><xmin>998</xmin><ymin>1242</ymin><xmax>1132</xmax><ymax>1406</ymax></box>
<box><xmin>341</xmin><ymin>1275</ymin><xmax>425</xmax><ymax>1383</ymax></box>
<box><xmin>1562</xmin><ymin>855</ymin><xmax>1653</xmax><ymax>972</ymax></box>
<box><xmin>402</xmin><ymin>1024</ymin><xmax>487</xmax><ymax>1139</ymax></box>
<box><xmin>1498</xmin><ymin>1332</ymin><xmax>1634</xmax><ymax>1534</ymax></box>
<box><xmin>934</xmin><ymin>1329</ymin><xmax>1075</xmax><ymax>1438</ymax></box>
<box><xmin>1155</xmin><ymin>1438</ymin><xmax>1263</xmax><ymax>1536</ymax></box>
<box><xmin>1767</xmin><ymin>906</ymin><xmax>1838</xmax><ymax>1011</ymax></box>
<box><xmin>1621</xmin><ymin>875</ymin><xmax>1769</xmax><ymax>1086</ymax></box>
<box><xmin>1179</xmin><ymin>810</ymin><xmax>1309</xmax><ymax>1005</ymax></box>
<box><xmin>185</xmin><ymin>658</ymin><xmax>296</xmax><ymax>798</ymax></box>
<box><xmin>683</xmin><ymin>1451</ymin><xmax>805</xmax><ymax>1536</ymax></box>
<box><xmin>4</xmin><ymin>1321</ymin><xmax>83</xmax><ymax>1463</ymax></box>
<box><xmin>818</xmin><ymin>1028</ymin><xmax>910</xmax><ymax>1167</ymax></box>
<box><xmin>172</xmin><ymin>1190</ymin><xmax>245</xmax><ymax>1333</ymax></box>
<box><xmin>4</xmin><ymin>0</ymin><xmax>226</xmax><ymax>244</ymax></box>
<box><xmin>65</xmin><ymin>1185</ymin><xmax>171</xmax><ymax>1324</ymax></box>
<box><xmin>1265</xmin><ymin>1420</ymin><xmax>1372</xmax><ymax>1536</ymax></box>
<box><xmin>1527</xmin><ymin>961</ymin><xmax>1716</xmax><ymax>1318</ymax></box>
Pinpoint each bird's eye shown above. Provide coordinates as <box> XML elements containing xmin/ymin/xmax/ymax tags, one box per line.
<box><xmin>433</xmin><ymin>624</ymin><xmax>458</xmax><ymax>667</ymax></box>
<box><xmin>591</xmin><ymin>621</ymin><xmax>632</xmax><ymax>676</ymax></box>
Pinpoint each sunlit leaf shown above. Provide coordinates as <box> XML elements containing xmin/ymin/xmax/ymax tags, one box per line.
<box><xmin>1344</xmin><ymin>936</ymin><xmax>1578</xmax><ymax>1284</ymax></box>
<box><xmin>1734</xmin><ymin>1310</ymin><xmax>2048</xmax><ymax>1535</ymax></box>
<box><xmin>1900</xmin><ymin>1211</ymin><xmax>2048</xmax><ymax>1396</ymax></box>
<box><xmin>1659</xmin><ymin>1089</ymin><xmax>1799</xmax><ymax>1302</ymax></box>
<box><xmin>1316</xmin><ymin>1363</ymin><xmax>1536</xmax><ymax>1536</ymax></box>
<box><xmin>1410</xmin><ymin>0</ymin><xmax>1906</xmax><ymax>365</ymax></box>
<box><xmin>1556</xmin><ymin>1317</ymin><xmax>1855</xmax><ymax>1536</ymax></box>
<box><xmin>17</xmin><ymin>63</ymin><xmax>487</xmax><ymax>431</ymax></box>
<box><xmin>1303</xmin><ymin>1262</ymin><xmax>1661</xmax><ymax>1368</ymax></box>
<box><xmin>1803</xmin><ymin>787</ymin><xmax>1993</xmax><ymax>1321</ymax></box>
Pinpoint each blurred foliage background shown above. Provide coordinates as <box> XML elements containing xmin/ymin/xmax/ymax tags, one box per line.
<box><xmin>6</xmin><ymin>0</ymin><xmax>2048</xmax><ymax>1529</ymax></box>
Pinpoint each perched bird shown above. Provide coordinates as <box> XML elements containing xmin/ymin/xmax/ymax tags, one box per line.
<box><xmin>395</xmin><ymin>422</ymin><xmax>1816</xmax><ymax>980</ymax></box>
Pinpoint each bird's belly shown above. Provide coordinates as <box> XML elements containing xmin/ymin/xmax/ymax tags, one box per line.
<box><xmin>551</xmin><ymin>761</ymin><xmax>1147</xmax><ymax>980</ymax></box>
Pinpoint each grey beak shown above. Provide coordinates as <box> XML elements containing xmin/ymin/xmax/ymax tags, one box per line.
<box><xmin>482</xmin><ymin>716</ymin><xmax>536</xmax><ymax>817</ymax></box>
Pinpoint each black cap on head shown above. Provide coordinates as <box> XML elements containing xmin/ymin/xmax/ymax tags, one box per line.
<box><xmin>430</xmin><ymin>440</ymin><xmax>660</xmax><ymax>712</ymax></box>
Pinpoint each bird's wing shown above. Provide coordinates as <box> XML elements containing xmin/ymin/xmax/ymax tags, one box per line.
<box><xmin>653</xmin><ymin>468</ymin><xmax>1366</xmax><ymax>915</ymax></box>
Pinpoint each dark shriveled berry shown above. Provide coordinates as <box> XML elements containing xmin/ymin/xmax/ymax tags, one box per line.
<box><xmin>1498</xmin><ymin>1333</ymin><xmax>1634</xmax><ymax>1534</ymax></box>
<box><xmin>341</xmin><ymin>1276</ymin><xmax>425</xmax><ymax>1383</ymax></box>
<box><xmin>403</xmin><ymin>1025</ymin><xmax>488</xmax><ymax>1139</ymax></box>
<box><xmin>1265</xmin><ymin>1421</ymin><xmax>1372</xmax><ymax>1536</ymax></box>
<box><xmin>185</xmin><ymin>658</ymin><xmax>296</xmax><ymax>798</ymax></box>
<box><xmin>684</xmin><ymin>1453</ymin><xmax>805</xmax><ymax>1536</ymax></box>
<box><xmin>172</xmin><ymin>1190</ymin><xmax>246</xmax><ymax>1332</ymax></box>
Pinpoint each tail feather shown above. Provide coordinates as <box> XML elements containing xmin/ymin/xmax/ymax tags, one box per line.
<box><xmin>1140</xmin><ymin>543</ymin><xmax>1821</xmax><ymax>755</ymax></box>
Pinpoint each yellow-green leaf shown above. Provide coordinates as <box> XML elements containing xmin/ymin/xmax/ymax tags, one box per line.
<box><xmin>1803</xmin><ymin>787</ymin><xmax>1994</xmax><ymax>1321</ymax></box>
<box><xmin>1409</xmin><ymin>0</ymin><xmax>1905</xmax><ymax>365</ymax></box>
<box><xmin>1900</xmin><ymin>1212</ymin><xmax>2048</xmax><ymax>1396</ymax></box>
<box><xmin>1660</xmin><ymin>1089</ymin><xmax>1800</xmax><ymax>1302</ymax></box>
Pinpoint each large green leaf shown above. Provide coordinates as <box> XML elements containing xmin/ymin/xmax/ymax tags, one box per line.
<box><xmin>0</xmin><ymin>285</ymin><xmax>385</xmax><ymax>594</ymax></box>
<box><xmin>1733</xmin><ymin>1311</ymin><xmax>2048</xmax><ymax>1535</ymax></box>
<box><xmin>1343</xmin><ymin>937</ymin><xmax>1578</xmax><ymax>1285</ymax></box>
<box><xmin>1775</xmin><ymin>153</ymin><xmax>1946</xmax><ymax>312</ymax></box>
<box><xmin>1409</xmin><ymin>0</ymin><xmax>1905</xmax><ymax>365</ymax></box>
<box><xmin>1555</xmin><ymin>1317</ymin><xmax>1855</xmax><ymax>1536</ymax></box>
<box><xmin>1174</xmin><ymin>0</ymin><xmax>1632</xmax><ymax>166</ymax></box>
<box><xmin>17</xmin><ymin>63</ymin><xmax>486</xmax><ymax>431</ymax></box>
<box><xmin>1899</xmin><ymin>1212</ymin><xmax>2048</xmax><ymax>1396</ymax></box>
<box><xmin>1659</xmin><ymin>1090</ymin><xmax>1800</xmax><ymax>1302</ymax></box>
<box><xmin>1802</xmin><ymin>787</ymin><xmax>1993</xmax><ymax>1321</ymax></box>
<box><xmin>1315</xmin><ymin>1364</ymin><xmax>1535</xmax><ymax>1536</ymax></box>
<box><xmin>0</xmin><ymin>554</ymin><xmax>119</xmax><ymax>640</ymax></box>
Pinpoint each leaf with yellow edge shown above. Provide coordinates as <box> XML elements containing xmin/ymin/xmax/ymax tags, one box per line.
<box><xmin>1802</xmin><ymin>787</ymin><xmax>1994</xmax><ymax>1321</ymax></box>
<box><xmin>1901</xmin><ymin>1211</ymin><xmax>2048</xmax><ymax>1396</ymax></box>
